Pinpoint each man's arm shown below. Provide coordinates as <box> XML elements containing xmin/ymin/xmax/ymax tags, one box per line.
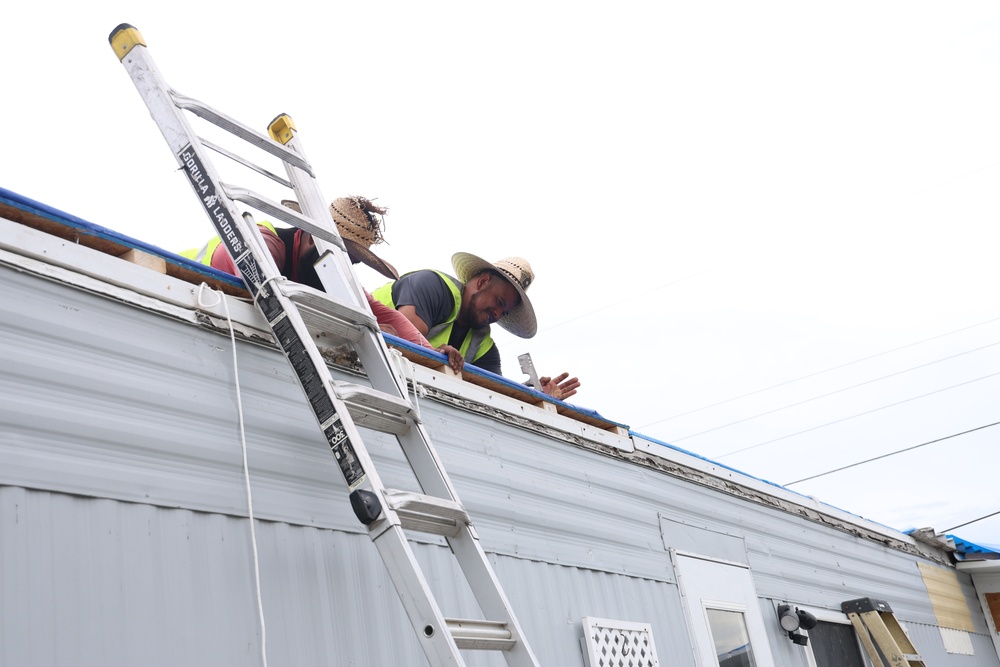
<box><xmin>396</xmin><ymin>305</ymin><xmax>429</xmax><ymax>335</ymax></box>
<box><xmin>390</xmin><ymin>271</ymin><xmax>464</xmax><ymax>373</ymax></box>
<box><xmin>210</xmin><ymin>225</ymin><xmax>285</xmax><ymax>275</ymax></box>
<box><xmin>539</xmin><ymin>373</ymin><xmax>581</xmax><ymax>400</ymax></box>
<box><xmin>366</xmin><ymin>294</ymin><xmax>433</xmax><ymax>348</ymax></box>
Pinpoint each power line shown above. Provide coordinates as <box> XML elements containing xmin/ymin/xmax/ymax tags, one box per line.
<box><xmin>783</xmin><ymin>420</ymin><xmax>1000</xmax><ymax>486</ymax></box>
<box><xmin>712</xmin><ymin>370</ymin><xmax>1000</xmax><ymax>459</ymax></box>
<box><xmin>671</xmin><ymin>340</ymin><xmax>1000</xmax><ymax>442</ymax></box>
<box><xmin>944</xmin><ymin>509</ymin><xmax>1000</xmax><ymax>533</ymax></box>
<box><xmin>637</xmin><ymin>314</ymin><xmax>1000</xmax><ymax>430</ymax></box>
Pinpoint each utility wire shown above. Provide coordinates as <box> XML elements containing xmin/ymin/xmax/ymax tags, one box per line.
<box><xmin>671</xmin><ymin>340</ymin><xmax>1000</xmax><ymax>442</ymax></box>
<box><xmin>712</xmin><ymin>370</ymin><xmax>1000</xmax><ymax>459</ymax></box>
<box><xmin>637</xmin><ymin>315</ymin><xmax>1000</xmax><ymax>430</ymax></box>
<box><xmin>783</xmin><ymin>420</ymin><xmax>1000</xmax><ymax>486</ymax></box>
<box><xmin>944</xmin><ymin>509</ymin><xmax>1000</xmax><ymax>533</ymax></box>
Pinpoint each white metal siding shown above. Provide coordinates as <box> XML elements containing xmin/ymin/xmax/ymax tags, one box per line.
<box><xmin>2</xmin><ymin>240</ymin><xmax>997</xmax><ymax>667</ymax></box>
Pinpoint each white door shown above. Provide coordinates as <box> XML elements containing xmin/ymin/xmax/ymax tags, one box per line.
<box><xmin>674</xmin><ymin>552</ymin><xmax>776</xmax><ymax>667</ymax></box>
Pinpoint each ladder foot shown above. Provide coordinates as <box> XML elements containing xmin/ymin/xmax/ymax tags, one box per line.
<box><xmin>350</xmin><ymin>488</ymin><xmax>382</xmax><ymax>525</ymax></box>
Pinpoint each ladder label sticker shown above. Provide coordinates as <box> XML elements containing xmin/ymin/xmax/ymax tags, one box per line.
<box><xmin>235</xmin><ymin>251</ymin><xmax>264</xmax><ymax>293</ymax></box>
<box><xmin>178</xmin><ymin>144</ymin><xmax>247</xmax><ymax>261</ymax></box>
<box><xmin>271</xmin><ymin>310</ymin><xmax>366</xmax><ymax>488</ymax></box>
<box><xmin>326</xmin><ymin>417</ymin><xmax>366</xmax><ymax>489</ymax></box>
<box><xmin>179</xmin><ymin>144</ymin><xmax>368</xmax><ymax>491</ymax></box>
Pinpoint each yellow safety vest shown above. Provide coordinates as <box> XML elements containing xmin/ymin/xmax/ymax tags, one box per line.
<box><xmin>372</xmin><ymin>271</ymin><xmax>495</xmax><ymax>362</ymax></box>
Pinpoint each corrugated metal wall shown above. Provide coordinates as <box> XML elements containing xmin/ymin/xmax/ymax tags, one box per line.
<box><xmin>0</xmin><ymin>487</ymin><xmax>692</xmax><ymax>667</ymax></box>
<box><xmin>1</xmin><ymin>254</ymin><xmax>997</xmax><ymax>667</ymax></box>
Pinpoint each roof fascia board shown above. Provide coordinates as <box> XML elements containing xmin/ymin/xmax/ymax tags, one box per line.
<box><xmin>409</xmin><ymin>364</ymin><xmax>635</xmax><ymax>453</ymax></box>
<box><xmin>0</xmin><ymin>214</ymin><xmax>269</xmax><ymax>337</ymax></box>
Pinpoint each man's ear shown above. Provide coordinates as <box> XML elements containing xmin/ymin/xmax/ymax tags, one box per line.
<box><xmin>474</xmin><ymin>273</ymin><xmax>492</xmax><ymax>290</ymax></box>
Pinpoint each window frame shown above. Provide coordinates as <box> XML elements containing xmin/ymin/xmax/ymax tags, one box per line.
<box><xmin>793</xmin><ymin>607</ymin><xmax>872</xmax><ymax>667</ymax></box>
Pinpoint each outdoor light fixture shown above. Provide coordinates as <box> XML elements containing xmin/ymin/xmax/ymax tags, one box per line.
<box><xmin>778</xmin><ymin>605</ymin><xmax>799</xmax><ymax>631</ymax></box>
<box><xmin>776</xmin><ymin>605</ymin><xmax>818</xmax><ymax>646</ymax></box>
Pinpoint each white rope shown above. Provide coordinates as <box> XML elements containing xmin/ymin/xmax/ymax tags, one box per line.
<box><xmin>196</xmin><ymin>283</ymin><xmax>269</xmax><ymax>667</ymax></box>
<box><xmin>252</xmin><ymin>274</ymin><xmax>287</xmax><ymax>307</ymax></box>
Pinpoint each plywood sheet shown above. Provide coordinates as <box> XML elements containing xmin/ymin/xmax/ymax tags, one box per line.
<box><xmin>917</xmin><ymin>561</ymin><xmax>975</xmax><ymax>632</ymax></box>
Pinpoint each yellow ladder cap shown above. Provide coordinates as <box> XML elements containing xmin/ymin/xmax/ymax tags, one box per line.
<box><xmin>109</xmin><ymin>24</ymin><xmax>146</xmax><ymax>61</ymax></box>
<box><xmin>268</xmin><ymin>114</ymin><xmax>296</xmax><ymax>144</ymax></box>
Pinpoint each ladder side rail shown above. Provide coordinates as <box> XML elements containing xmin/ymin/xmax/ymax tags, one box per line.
<box><xmin>268</xmin><ymin>128</ymin><xmax>374</xmax><ymax>311</ymax></box>
<box><xmin>269</xmin><ymin>129</ymin><xmax>466</xmax><ymax>496</ymax></box>
<box><xmin>112</xmin><ymin>27</ymin><xmax>400</xmax><ymax>523</ymax></box>
<box><xmin>374</xmin><ymin>527</ymin><xmax>470</xmax><ymax>666</ymax></box>
<box><xmin>239</xmin><ymin>248</ymin><xmax>469</xmax><ymax>665</ymax></box>
<box><xmin>881</xmin><ymin>613</ymin><xmax>923</xmax><ymax>658</ymax></box>
<box><xmin>353</xmin><ymin>334</ymin><xmax>423</xmax><ymax>423</ymax></box>
<box><xmin>270</xmin><ymin>122</ymin><xmax>469</xmax><ymax>495</ymax></box>
<box><xmin>355</xmin><ymin>331</ymin><xmax>542</xmax><ymax>660</ymax></box>
<box><xmin>352</xmin><ymin>337</ymin><xmax>462</xmax><ymax>495</ymax></box>
<box><xmin>857</xmin><ymin>611</ymin><xmax>912</xmax><ymax>667</ymax></box>
<box><xmin>442</xmin><ymin>530</ymin><xmax>540</xmax><ymax>665</ymax></box>
<box><xmin>263</xmin><ymin>121</ymin><xmax>486</xmax><ymax>665</ymax></box>
<box><xmin>847</xmin><ymin>612</ymin><xmax>888</xmax><ymax>666</ymax></box>
<box><xmin>345</xmin><ymin>278</ymin><xmax>540</xmax><ymax>665</ymax></box>
<box><xmin>275</xmin><ymin>127</ymin><xmax>540</xmax><ymax>666</ymax></box>
<box><xmin>227</xmin><ymin>226</ymin><xmax>407</xmax><ymax>532</ymax></box>
<box><xmin>112</xmin><ymin>31</ymin><xmax>283</xmax><ymax>296</ymax></box>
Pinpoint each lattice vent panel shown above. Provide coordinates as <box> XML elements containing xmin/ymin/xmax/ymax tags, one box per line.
<box><xmin>581</xmin><ymin>616</ymin><xmax>661</xmax><ymax>667</ymax></box>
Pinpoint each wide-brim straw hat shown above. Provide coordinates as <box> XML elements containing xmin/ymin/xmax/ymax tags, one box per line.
<box><xmin>281</xmin><ymin>198</ymin><xmax>399</xmax><ymax>280</ymax></box>
<box><xmin>452</xmin><ymin>253</ymin><xmax>537</xmax><ymax>338</ymax></box>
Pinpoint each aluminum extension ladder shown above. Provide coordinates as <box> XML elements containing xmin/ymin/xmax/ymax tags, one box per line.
<box><xmin>109</xmin><ymin>23</ymin><xmax>539</xmax><ymax>667</ymax></box>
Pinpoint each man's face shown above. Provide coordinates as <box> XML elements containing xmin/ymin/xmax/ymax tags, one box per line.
<box><xmin>465</xmin><ymin>274</ymin><xmax>520</xmax><ymax>329</ymax></box>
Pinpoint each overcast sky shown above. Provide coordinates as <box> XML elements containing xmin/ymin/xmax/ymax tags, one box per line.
<box><xmin>3</xmin><ymin>2</ymin><xmax>999</xmax><ymax>546</ymax></box>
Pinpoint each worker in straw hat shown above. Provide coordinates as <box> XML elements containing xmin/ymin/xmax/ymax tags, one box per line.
<box><xmin>371</xmin><ymin>253</ymin><xmax>580</xmax><ymax>400</ymax></box>
<box><xmin>180</xmin><ymin>196</ymin><xmax>432</xmax><ymax>348</ymax></box>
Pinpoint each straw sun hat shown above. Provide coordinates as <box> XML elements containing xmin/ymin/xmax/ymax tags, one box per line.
<box><xmin>452</xmin><ymin>253</ymin><xmax>537</xmax><ymax>338</ymax></box>
<box><xmin>281</xmin><ymin>197</ymin><xmax>398</xmax><ymax>280</ymax></box>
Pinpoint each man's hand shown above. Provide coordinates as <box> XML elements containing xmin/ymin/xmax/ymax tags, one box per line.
<box><xmin>539</xmin><ymin>372</ymin><xmax>581</xmax><ymax>400</ymax></box>
<box><xmin>436</xmin><ymin>344</ymin><xmax>464</xmax><ymax>373</ymax></box>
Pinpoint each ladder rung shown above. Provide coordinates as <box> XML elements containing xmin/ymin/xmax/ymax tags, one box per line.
<box><xmin>333</xmin><ymin>382</ymin><xmax>416</xmax><ymax>435</ymax></box>
<box><xmin>201</xmin><ymin>138</ymin><xmax>292</xmax><ymax>188</ymax></box>
<box><xmin>281</xmin><ymin>283</ymin><xmax>376</xmax><ymax>343</ymax></box>
<box><xmin>343</xmin><ymin>403</ymin><xmax>409</xmax><ymax>436</ymax></box>
<box><xmin>334</xmin><ymin>382</ymin><xmax>415</xmax><ymax>418</ymax></box>
<box><xmin>385</xmin><ymin>489</ymin><xmax>470</xmax><ymax>537</ymax></box>
<box><xmin>222</xmin><ymin>185</ymin><xmax>344</xmax><ymax>248</ymax></box>
<box><xmin>169</xmin><ymin>90</ymin><xmax>314</xmax><ymax>175</ymax></box>
<box><xmin>445</xmin><ymin>619</ymin><xmax>515</xmax><ymax>651</ymax></box>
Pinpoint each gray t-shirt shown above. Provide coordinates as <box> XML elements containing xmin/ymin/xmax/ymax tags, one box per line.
<box><xmin>390</xmin><ymin>270</ymin><xmax>502</xmax><ymax>374</ymax></box>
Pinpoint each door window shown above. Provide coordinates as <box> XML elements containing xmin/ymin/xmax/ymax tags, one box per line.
<box><xmin>673</xmin><ymin>553</ymin><xmax>775</xmax><ymax>667</ymax></box>
<box><xmin>706</xmin><ymin>608</ymin><xmax>757</xmax><ymax>667</ymax></box>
